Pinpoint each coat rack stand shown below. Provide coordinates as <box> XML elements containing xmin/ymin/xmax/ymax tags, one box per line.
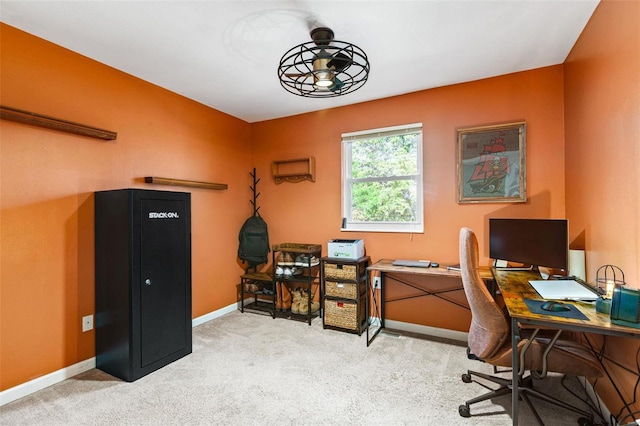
<box><xmin>249</xmin><ymin>168</ymin><xmax>261</xmax><ymax>217</ymax></box>
<box><xmin>244</xmin><ymin>168</ymin><xmax>265</xmax><ymax>275</ymax></box>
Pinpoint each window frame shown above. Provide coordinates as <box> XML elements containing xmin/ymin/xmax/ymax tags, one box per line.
<box><xmin>341</xmin><ymin>123</ymin><xmax>424</xmax><ymax>233</ymax></box>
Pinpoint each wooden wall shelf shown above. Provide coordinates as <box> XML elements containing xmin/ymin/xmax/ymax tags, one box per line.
<box><xmin>144</xmin><ymin>177</ymin><xmax>228</xmax><ymax>190</ymax></box>
<box><xmin>1</xmin><ymin>105</ymin><xmax>117</xmax><ymax>140</ymax></box>
<box><xmin>272</xmin><ymin>157</ymin><xmax>315</xmax><ymax>184</ymax></box>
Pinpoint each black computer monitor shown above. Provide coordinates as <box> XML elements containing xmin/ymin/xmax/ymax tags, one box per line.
<box><xmin>489</xmin><ymin>218</ymin><xmax>569</xmax><ymax>270</ymax></box>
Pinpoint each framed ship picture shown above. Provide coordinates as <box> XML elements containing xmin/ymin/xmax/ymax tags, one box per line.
<box><xmin>456</xmin><ymin>121</ymin><xmax>526</xmax><ymax>203</ymax></box>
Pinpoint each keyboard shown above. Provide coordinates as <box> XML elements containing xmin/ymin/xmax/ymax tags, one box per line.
<box><xmin>392</xmin><ymin>259</ymin><xmax>431</xmax><ymax>268</ymax></box>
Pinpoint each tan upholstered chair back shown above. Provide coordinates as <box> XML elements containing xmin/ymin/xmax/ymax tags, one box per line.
<box><xmin>459</xmin><ymin>227</ymin><xmax>509</xmax><ymax>360</ymax></box>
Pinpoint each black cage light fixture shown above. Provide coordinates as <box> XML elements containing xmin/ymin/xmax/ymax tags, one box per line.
<box><xmin>277</xmin><ymin>27</ymin><xmax>370</xmax><ymax>98</ymax></box>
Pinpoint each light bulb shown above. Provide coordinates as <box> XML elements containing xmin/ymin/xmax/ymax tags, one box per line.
<box><xmin>312</xmin><ymin>54</ymin><xmax>334</xmax><ymax>88</ymax></box>
<box><xmin>605</xmin><ymin>280</ymin><xmax>615</xmax><ymax>299</ymax></box>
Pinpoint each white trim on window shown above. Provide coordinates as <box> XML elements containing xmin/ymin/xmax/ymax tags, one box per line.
<box><xmin>341</xmin><ymin>123</ymin><xmax>424</xmax><ymax>233</ymax></box>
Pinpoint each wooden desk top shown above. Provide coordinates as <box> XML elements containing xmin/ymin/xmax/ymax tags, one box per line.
<box><xmin>493</xmin><ymin>268</ymin><xmax>640</xmax><ymax>338</ymax></box>
<box><xmin>368</xmin><ymin>259</ymin><xmax>493</xmax><ymax>280</ymax></box>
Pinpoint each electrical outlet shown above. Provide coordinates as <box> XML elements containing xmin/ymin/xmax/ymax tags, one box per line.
<box><xmin>82</xmin><ymin>315</ymin><xmax>93</xmax><ymax>332</ymax></box>
<box><xmin>373</xmin><ymin>276</ymin><xmax>381</xmax><ymax>289</ymax></box>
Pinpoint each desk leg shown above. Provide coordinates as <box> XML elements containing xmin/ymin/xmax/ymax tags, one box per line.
<box><xmin>511</xmin><ymin>317</ymin><xmax>519</xmax><ymax>426</ymax></box>
<box><xmin>381</xmin><ymin>272</ymin><xmax>386</xmax><ymax>330</ymax></box>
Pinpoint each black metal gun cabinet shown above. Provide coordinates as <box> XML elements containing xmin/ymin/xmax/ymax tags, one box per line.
<box><xmin>95</xmin><ymin>189</ymin><xmax>192</xmax><ymax>381</ymax></box>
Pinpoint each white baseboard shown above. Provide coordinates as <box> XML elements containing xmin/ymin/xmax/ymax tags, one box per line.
<box><xmin>384</xmin><ymin>319</ymin><xmax>469</xmax><ymax>343</ymax></box>
<box><xmin>0</xmin><ymin>357</ymin><xmax>96</xmax><ymax>406</ymax></box>
<box><xmin>192</xmin><ymin>301</ymin><xmax>238</xmax><ymax>327</ymax></box>
<box><xmin>1</xmin><ymin>301</ymin><xmax>238</xmax><ymax>407</ymax></box>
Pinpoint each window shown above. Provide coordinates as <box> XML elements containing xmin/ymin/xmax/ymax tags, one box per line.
<box><xmin>341</xmin><ymin>123</ymin><xmax>423</xmax><ymax>233</ymax></box>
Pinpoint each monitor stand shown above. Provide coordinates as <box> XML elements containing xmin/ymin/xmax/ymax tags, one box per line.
<box><xmin>495</xmin><ymin>266</ymin><xmax>535</xmax><ymax>271</ymax></box>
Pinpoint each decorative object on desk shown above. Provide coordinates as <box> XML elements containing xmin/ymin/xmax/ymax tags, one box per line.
<box><xmin>595</xmin><ymin>264</ymin><xmax>625</xmax><ymax>314</ymax></box>
<box><xmin>610</xmin><ymin>287</ymin><xmax>640</xmax><ymax>329</ymax></box>
<box><xmin>595</xmin><ymin>264</ymin><xmax>625</xmax><ymax>298</ymax></box>
<box><xmin>595</xmin><ymin>297</ymin><xmax>612</xmax><ymax>315</ymax></box>
<box><xmin>456</xmin><ymin>121</ymin><xmax>526</xmax><ymax>203</ymax></box>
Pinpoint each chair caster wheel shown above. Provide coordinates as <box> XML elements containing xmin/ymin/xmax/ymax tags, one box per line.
<box><xmin>577</xmin><ymin>417</ymin><xmax>594</xmax><ymax>426</ymax></box>
<box><xmin>461</xmin><ymin>373</ymin><xmax>472</xmax><ymax>383</ymax></box>
<box><xmin>458</xmin><ymin>405</ymin><xmax>471</xmax><ymax>418</ymax></box>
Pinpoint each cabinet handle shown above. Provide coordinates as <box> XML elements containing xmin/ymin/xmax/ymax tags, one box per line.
<box><xmin>145</xmin><ymin>279</ymin><xmax>152</xmax><ymax>286</ymax></box>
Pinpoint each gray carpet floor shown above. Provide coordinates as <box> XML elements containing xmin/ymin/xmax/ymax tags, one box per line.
<box><xmin>1</xmin><ymin>310</ymin><xmax>597</xmax><ymax>425</ymax></box>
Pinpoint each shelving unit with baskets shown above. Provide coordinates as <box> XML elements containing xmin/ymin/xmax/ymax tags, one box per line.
<box><xmin>273</xmin><ymin>243</ymin><xmax>322</xmax><ymax>325</ymax></box>
<box><xmin>322</xmin><ymin>256</ymin><xmax>371</xmax><ymax>335</ymax></box>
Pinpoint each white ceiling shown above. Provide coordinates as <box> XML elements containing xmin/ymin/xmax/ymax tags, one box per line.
<box><xmin>1</xmin><ymin>1</ymin><xmax>599</xmax><ymax>123</ymax></box>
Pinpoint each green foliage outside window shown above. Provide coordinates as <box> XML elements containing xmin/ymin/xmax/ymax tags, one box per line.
<box><xmin>349</xmin><ymin>134</ymin><xmax>419</xmax><ymax>223</ymax></box>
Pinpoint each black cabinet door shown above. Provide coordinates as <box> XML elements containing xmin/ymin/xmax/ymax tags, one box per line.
<box><xmin>96</xmin><ymin>189</ymin><xmax>191</xmax><ymax>382</ymax></box>
<box><xmin>139</xmin><ymin>197</ymin><xmax>189</xmax><ymax>367</ymax></box>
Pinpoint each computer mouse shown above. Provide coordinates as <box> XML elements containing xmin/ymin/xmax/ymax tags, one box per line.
<box><xmin>540</xmin><ymin>301</ymin><xmax>571</xmax><ymax>312</ymax></box>
<box><xmin>431</xmin><ymin>262</ymin><xmax>439</xmax><ymax>268</ymax></box>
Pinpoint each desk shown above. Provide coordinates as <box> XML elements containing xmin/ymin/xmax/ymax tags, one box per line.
<box><xmin>366</xmin><ymin>259</ymin><xmax>493</xmax><ymax>346</ymax></box>
<box><xmin>493</xmin><ymin>268</ymin><xmax>640</xmax><ymax>426</ymax></box>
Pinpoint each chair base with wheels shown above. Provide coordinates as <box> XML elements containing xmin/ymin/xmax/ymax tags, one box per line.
<box><xmin>458</xmin><ymin>369</ymin><xmax>595</xmax><ymax>426</ymax></box>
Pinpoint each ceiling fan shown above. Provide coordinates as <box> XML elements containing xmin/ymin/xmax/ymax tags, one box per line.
<box><xmin>277</xmin><ymin>27</ymin><xmax>370</xmax><ymax>98</ymax></box>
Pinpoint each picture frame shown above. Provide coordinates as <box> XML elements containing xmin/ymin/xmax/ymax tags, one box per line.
<box><xmin>456</xmin><ymin>121</ymin><xmax>526</xmax><ymax>203</ymax></box>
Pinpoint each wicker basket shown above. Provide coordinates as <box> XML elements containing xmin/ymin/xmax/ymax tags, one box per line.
<box><xmin>325</xmin><ymin>281</ymin><xmax>359</xmax><ymax>299</ymax></box>
<box><xmin>324</xmin><ymin>262</ymin><xmax>365</xmax><ymax>281</ymax></box>
<box><xmin>324</xmin><ymin>299</ymin><xmax>365</xmax><ymax>331</ymax></box>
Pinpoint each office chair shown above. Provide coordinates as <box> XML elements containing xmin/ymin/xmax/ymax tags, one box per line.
<box><xmin>458</xmin><ymin>227</ymin><xmax>603</xmax><ymax>425</ymax></box>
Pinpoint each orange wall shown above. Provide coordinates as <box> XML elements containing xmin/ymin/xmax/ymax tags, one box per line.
<box><xmin>564</xmin><ymin>0</ymin><xmax>640</xmax><ymax>419</ymax></box>
<box><xmin>565</xmin><ymin>0</ymin><xmax>639</xmax><ymax>287</ymax></box>
<box><xmin>251</xmin><ymin>66</ymin><xmax>567</xmax><ymax>330</ymax></box>
<box><xmin>0</xmin><ymin>24</ymin><xmax>252</xmax><ymax>390</ymax></box>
